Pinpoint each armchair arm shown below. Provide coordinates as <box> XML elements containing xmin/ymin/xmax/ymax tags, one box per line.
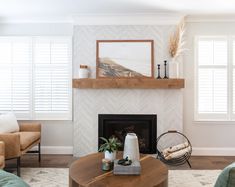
<box><xmin>0</xmin><ymin>133</ymin><xmax>21</xmax><ymax>159</ymax></box>
<box><xmin>0</xmin><ymin>141</ymin><xmax>4</xmax><ymax>156</ymax></box>
<box><xmin>0</xmin><ymin>141</ymin><xmax>4</xmax><ymax>169</ymax></box>
<box><xmin>19</xmin><ymin>122</ymin><xmax>41</xmax><ymax>132</ymax></box>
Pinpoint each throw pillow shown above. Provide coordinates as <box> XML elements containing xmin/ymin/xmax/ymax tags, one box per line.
<box><xmin>0</xmin><ymin>113</ymin><xmax>19</xmax><ymax>133</ymax></box>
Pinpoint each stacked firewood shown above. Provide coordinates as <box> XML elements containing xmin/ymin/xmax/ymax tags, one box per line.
<box><xmin>162</xmin><ymin>142</ymin><xmax>191</xmax><ymax>160</ymax></box>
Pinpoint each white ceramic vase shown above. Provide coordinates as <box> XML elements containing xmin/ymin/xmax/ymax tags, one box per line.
<box><xmin>123</xmin><ymin>133</ymin><xmax>140</xmax><ymax>162</ymax></box>
<box><xmin>104</xmin><ymin>150</ymin><xmax>116</xmax><ymax>162</ymax></box>
<box><xmin>78</xmin><ymin>68</ymin><xmax>89</xmax><ymax>79</ymax></box>
<box><xmin>169</xmin><ymin>59</ymin><xmax>179</xmax><ymax>79</ymax></box>
<box><xmin>78</xmin><ymin>65</ymin><xmax>89</xmax><ymax>79</ymax></box>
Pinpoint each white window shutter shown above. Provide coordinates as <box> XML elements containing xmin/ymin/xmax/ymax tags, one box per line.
<box><xmin>0</xmin><ymin>36</ymin><xmax>72</xmax><ymax>120</ymax></box>
<box><xmin>33</xmin><ymin>37</ymin><xmax>72</xmax><ymax>120</ymax></box>
<box><xmin>198</xmin><ymin>68</ymin><xmax>213</xmax><ymax>113</ymax></box>
<box><xmin>0</xmin><ymin>67</ymin><xmax>12</xmax><ymax>111</ymax></box>
<box><xmin>196</xmin><ymin>38</ymin><xmax>228</xmax><ymax>120</ymax></box>
<box><xmin>0</xmin><ymin>38</ymin><xmax>31</xmax><ymax>119</ymax></box>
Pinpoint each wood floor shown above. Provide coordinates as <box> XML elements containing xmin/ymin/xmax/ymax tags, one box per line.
<box><xmin>5</xmin><ymin>154</ymin><xmax>235</xmax><ymax>170</ymax></box>
<box><xmin>170</xmin><ymin>156</ymin><xmax>235</xmax><ymax>170</ymax></box>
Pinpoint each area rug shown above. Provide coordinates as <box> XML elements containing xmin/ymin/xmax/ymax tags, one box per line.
<box><xmin>169</xmin><ymin>170</ymin><xmax>221</xmax><ymax>187</ymax></box>
<box><xmin>20</xmin><ymin>168</ymin><xmax>221</xmax><ymax>187</ymax></box>
<box><xmin>21</xmin><ymin>168</ymin><xmax>68</xmax><ymax>187</ymax></box>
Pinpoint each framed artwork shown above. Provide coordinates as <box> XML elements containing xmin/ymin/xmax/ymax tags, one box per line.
<box><xmin>96</xmin><ymin>40</ymin><xmax>154</xmax><ymax>78</ymax></box>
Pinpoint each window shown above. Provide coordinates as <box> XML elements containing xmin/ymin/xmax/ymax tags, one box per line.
<box><xmin>195</xmin><ymin>36</ymin><xmax>235</xmax><ymax>121</ymax></box>
<box><xmin>0</xmin><ymin>37</ymin><xmax>72</xmax><ymax>120</ymax></box>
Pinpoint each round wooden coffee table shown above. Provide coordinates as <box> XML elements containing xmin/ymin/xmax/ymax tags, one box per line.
<box><xmin>69</xmin><ymin>152</ymin><xmax>168</xmax><ymax>187</ymax></box>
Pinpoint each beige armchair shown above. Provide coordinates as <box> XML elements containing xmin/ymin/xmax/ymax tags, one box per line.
<box><xmin>0</xmin><ymin>141</ymin><xmax>5</xmax><ymax>169</ymax></box>
<box><xmin>0</xmin><ymin>122</ymin><xmax>41</xmax><ymax>176</ymax></box>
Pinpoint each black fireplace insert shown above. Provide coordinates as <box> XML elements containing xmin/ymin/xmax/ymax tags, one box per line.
<box><xmin>98</xmin><ymin>114</ymin><xmax>157</xmax><ymax>154</ymax></box>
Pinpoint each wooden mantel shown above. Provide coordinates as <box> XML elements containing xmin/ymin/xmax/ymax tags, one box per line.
<box><xmin>73</xmin><ymin>78</ymin><xmax>185</xmax><ymax>89</ymax></box>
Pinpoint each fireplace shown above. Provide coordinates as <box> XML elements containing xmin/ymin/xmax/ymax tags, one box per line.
<box><xmin>98</xmin><ymin>114</ymin><xmax>157</xmax><ymax>154</ymax></box>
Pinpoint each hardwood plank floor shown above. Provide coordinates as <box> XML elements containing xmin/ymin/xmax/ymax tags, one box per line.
<box><xmin>5</xmin><ymin>154</ymin><xmax>235</xmax><ymax>170</ymax></box>
<box><xmin>170</xmin><ymin>156</ymin><xmax>235</xmax><ymax>170</ymax></box>
<box><xmin>6</xmin><ymin>154</ymin><xmax>75</xmax><ymax>168</ymax></box>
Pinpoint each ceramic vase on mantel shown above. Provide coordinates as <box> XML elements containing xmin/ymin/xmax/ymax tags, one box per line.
<box><xmin>169</xmin><ymin>59</ymin><xmax>180</xmax><ymax>79</ymax></box>
<box><xmin>78</xmin><ymin>65</ymin><xmax>89</xmax><ymax>79</ymax></box>
<box><xmin>104</xmin><ymin>150</ymin><xmax>116</xmax><ymax>162</ymax></box>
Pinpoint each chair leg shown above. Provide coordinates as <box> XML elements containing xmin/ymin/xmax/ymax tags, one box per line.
<box><xmin>38</xmin><ymin>143</ymin><xmax>41</xmax><ymax>162</ymax></box>
<box><xmin>17</xmin><ymin>157</ymin><xmax>21</xmax><ymax>177</ymax></box>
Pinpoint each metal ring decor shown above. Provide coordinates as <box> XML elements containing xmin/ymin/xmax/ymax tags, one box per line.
<box><xmin>156</xmin><ymin>130</ymin><xmax>192</xmax><ymax>168</ymax></box>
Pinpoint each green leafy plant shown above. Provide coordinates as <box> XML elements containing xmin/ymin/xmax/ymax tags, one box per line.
<box><xmin>98</xmin><ymin>137</ymin><xmax>122</xmax><ymax>153</ymax></box>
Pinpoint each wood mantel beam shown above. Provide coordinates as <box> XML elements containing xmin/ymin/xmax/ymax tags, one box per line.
<box><xmin>72</xmin><ymin>78</ymin><xmax>185</xmax><ymax>89</ymax></box>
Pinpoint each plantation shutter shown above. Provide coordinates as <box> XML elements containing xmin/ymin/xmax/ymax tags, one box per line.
<box><xmin>0</xmin><ymin>37</ymin><xmax>31</xmax><ymax>119</ymax></box>
<box><xmin>0</xmin><ymin>36</ymin><xmax>72</xmax><ymax>120</ymax></box>
<box><xmin>196</xmin><ymin>37</ymin><xmax>228</xmax><ymax>120</ymax></box>
<box><xmin>33</xmin><ymin>37</ymin><xmax>72</xmax><ymax>120</ymax></box>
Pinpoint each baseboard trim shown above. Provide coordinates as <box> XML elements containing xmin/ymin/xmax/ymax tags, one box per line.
<box><xmin>36</xmin><ymin>146</ymin><xmax>235</xmax><ymax>156</ymax></box>
<box><xmin>35</xmin><ymin>146</ymin><xmax>73</xmax><ymax>155</ymax></box>
<box><xmin>192</xmin><ymin>147</ymin><xmax>235</xmax><ymax>156</ymax></box>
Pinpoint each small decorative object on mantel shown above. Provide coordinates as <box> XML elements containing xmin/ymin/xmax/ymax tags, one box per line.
<box><xmin>157</xmin><ymin>64</ymin><xmax>161</xmax><ymax>79</ymax></box>
<box><xmin>168</xmin><ymin>18</ymin><xmax>187</xmax><ymax>78</ymax></box>
<box><xmin>163</xmin><ymin>60</ymin><xmax>168</xmax><ymax>79</ymax></box>
<box><xmin>78</xmin><ymin>65</ymin><xmax>89</xmax><ymax>79</ymax></box>
<box><xmin>99</xmin><ymin>137</ymin><xmax>122</xmax><ymax>162</ymax></box>
<box><xmin>169</xmin><ymin>59</ymin><xmax>179</xmax><ymax>79</ymax></box>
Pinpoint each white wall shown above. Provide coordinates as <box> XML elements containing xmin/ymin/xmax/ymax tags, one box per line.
<box><xmin>184</xmin><ymin>21</ymin><xmax>235</xmax><ymax>156</ymax></box>
<box><xmin>0</xmin><ymin>23</ymin><xmax>74</xmax><ymax>154</ymax></box>
<box><xmin>0</xmin><ymin>23</ymin><xmax>73</xmax><ymax>36</ymax></box>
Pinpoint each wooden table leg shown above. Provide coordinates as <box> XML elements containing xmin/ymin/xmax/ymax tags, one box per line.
<box><xmin>69</xmin><ymin>176</ymin><xmax>79</xmax><ymax>187</ymax></box>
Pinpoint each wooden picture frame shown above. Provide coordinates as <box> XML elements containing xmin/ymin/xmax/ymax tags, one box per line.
<box><xmin>96</xmin><ymin>40</ymin><xmax>154</xmax><ymax>78</ymax></box>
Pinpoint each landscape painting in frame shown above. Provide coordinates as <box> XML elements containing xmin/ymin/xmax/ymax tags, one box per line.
<box><xmin>96</xmin><ymin>40</ymin><xmax>154</xmax><ymax>78</ymax></box>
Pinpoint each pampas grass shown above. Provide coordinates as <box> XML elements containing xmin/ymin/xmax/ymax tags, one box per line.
<box><xmin>169</xmin><ymin>18</ymin><xmax>186</xmax><ymax>60</ymax></box>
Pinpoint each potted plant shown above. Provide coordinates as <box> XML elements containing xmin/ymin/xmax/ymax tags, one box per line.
<box><xmin>99</xmin><ymin>137</ymin><xmax>122</xmax><ymax>161</ymax></box>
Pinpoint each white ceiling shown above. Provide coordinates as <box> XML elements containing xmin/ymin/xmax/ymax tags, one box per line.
<box><xmin>0</xmin><ymin>0</ymin><xmax>235</xmax><ymax>22</ymax></box>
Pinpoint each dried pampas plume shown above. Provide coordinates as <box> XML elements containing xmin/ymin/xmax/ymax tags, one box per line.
<box><xmin>169</xmin><ymin>18</ymin><xmax>186</xmax><ymax>60</ymax></box>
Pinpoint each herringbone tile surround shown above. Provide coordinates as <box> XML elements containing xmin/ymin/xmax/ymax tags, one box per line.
<box><xmin>73</xmin><ymin>25</ymin><xmax>183</xmax><ymax>157</ymax></box>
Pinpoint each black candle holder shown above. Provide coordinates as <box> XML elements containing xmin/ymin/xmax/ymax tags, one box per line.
<box><xmin>164</xmin><ymin>60</ymin><xmax>168</xmax><ymax>79</ymax></box>
<box><xmin>157</xmin><ymin>64</ymin><xmax>161</xmax><ymax>79</ymax></box>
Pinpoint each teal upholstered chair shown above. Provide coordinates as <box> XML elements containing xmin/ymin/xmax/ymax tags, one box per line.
<box><xmin>214</xmin><ymin>163</ymin><xmax>235</xmax><ymax>187</ymax></box>
<box><xmin>0</xmin><ymin>169</ymin><xmax>29</xmax><ymax>187</ymax></box>
<box><xmin>0</xmin><ymin>141</ymin><xmax>29</xmax><ymax>187</ymax></box>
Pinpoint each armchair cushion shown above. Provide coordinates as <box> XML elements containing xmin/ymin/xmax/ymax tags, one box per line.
<box><xmin>15</xmin><ymin>132</ymin><xmax>40</xmax><ymax>150</ymax></box>
<box><xmin>0</xmin><ymin>113</ymin><xmax>19</xmax><ymax>133</ymax></box>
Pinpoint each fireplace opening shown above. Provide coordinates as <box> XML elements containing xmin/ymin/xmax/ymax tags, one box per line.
<box><xmin>98</xmin><ymin>114</ymin><xmax>157</xmax><ymax>154</ymax></box>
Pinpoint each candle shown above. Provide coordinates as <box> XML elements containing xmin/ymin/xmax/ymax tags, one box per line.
<box><xmin>102</xmin><ymin>158</ymin><xmax>112</xmax><ymax>171</ymax></box>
